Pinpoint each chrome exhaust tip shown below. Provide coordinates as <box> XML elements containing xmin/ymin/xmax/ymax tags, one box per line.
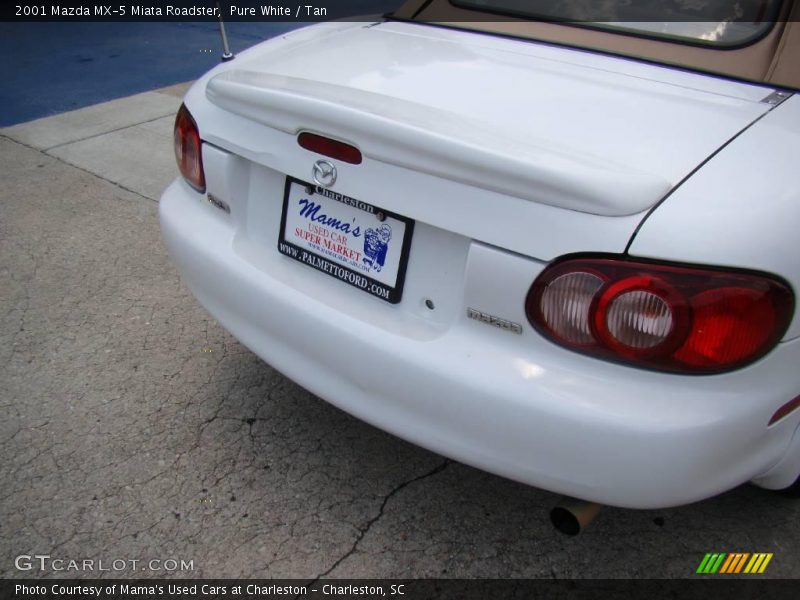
<box><xmin>550</xmin><ymin>497</ymin><xmax>603</xmax><ymax>536</ymax></box>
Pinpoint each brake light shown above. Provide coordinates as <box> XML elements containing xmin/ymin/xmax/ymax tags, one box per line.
<box><xmin>298</xmin><ymin>132</ymin><xmax>362</xmax><ymax>165</ymax></box>
<box><xmin>174</xmin><ymin>104</ymin><xmax>205</xmax><ymax>192</ymax></box>
<box><xmin>526</xmin><ymin>257</ymin><xmax>794</xmax><ymax>374</ymax></box>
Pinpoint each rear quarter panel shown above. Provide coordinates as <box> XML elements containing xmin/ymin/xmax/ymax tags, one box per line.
<box><xmin>628</xmin><ymin>94</ymin><xmax>800</xmax><ymax>340</ymax></box>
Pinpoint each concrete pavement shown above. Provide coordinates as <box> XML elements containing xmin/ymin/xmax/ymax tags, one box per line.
<box><xmin>1</xmin><ymin>90</ymin><xmax>799</xmax><ymax>580</ymax></box>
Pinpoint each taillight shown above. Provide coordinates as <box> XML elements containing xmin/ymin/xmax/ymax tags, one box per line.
<box><xmin>526</xmin><ymin>257</ymin><xmax>794</xmax><ymax>374</ymax></box>
<box><xmin>174</xmin><ymin>104</ymin><xmax>205</xmax><ymax>192</ymax></box>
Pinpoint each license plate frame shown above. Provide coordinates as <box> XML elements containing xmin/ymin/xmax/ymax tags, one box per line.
<box><xmin>278</xmin><ymin>177</ymin><xmax>414</xmax><ymax>304</ymax></box>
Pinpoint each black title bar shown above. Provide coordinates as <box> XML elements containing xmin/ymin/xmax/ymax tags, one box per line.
<box><xmin>5</xmin><ymin>1</ymin><xmax>404</xmax><ymax>22</ymax></box>
<box><xmin>7</xmin><ymin>0</ymin><xmax>799</xmax><ymax>23</ymax></box>
<box><xmin>4</xmin><ymin>579</ymin><xmax>800</xmax><ymax>600</ymax></box>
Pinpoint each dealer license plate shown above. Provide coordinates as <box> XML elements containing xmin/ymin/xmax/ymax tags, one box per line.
<box><xmin>278</xmin><ymin>178</ymin><xmax>414</xmax><ymax>304</ymax></box>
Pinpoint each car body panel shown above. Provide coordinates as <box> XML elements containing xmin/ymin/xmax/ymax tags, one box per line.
<box><xmin>160</xmin><ymin>176</ymin><xmax>800</xmax><ymax>507</ymax></box>
<box><xmin>753</xmin><ymin>422</ymin><xmax>800</xmax><ymax>490</ymax></box>
<box><xmin>629</xmin><ymin>94</ymin><xmax>800</xmax><ymax>340</ymax></box>
<box><xmin>162</xmin><ymin>18</ymin><xmax>800</xmax><ymax>507</ymax></box>
<box><xmin>199</xmin><ymin>21</ymin><xmax>773</xmax><ymax>218</ymax></box>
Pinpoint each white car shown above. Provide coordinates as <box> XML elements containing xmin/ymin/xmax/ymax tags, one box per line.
<box><xmin>161</xmin><ymin>0</ymin><xmax>800</xmax><ymax>533</ymax></box>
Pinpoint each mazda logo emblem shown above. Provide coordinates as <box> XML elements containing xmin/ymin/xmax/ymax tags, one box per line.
<box><xmin>312</xmin><ymin>160</ymin><xmax>337</xmax><ymax>188</ymax></box>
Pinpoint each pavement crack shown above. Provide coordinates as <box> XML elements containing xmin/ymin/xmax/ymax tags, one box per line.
<box><xmin>310</xmin><ymin>459</ymin><xmax>450</xmax><ymax>582</ymax></box>
<box><xmin>43</xmin><ymin>114</ymin><xmax>174</xmax><ymax>151</ymax></box>
<box><xmin>0</xmin><ymin>134</ymin><xmax>156</xmax><ymax>202</ymax></box>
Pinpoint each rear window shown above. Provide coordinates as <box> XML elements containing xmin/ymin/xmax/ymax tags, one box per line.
<box><xmin>450</xmin><ymin>0</ymin><xmax>784</xmax><ymax>47</ymax></box>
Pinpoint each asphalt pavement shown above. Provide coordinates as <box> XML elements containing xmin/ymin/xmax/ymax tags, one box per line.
<box><xmin>1</xmin><ymin>0</ymin><xmax>404</xmax><ymax>126</ymax></box>
<box><xmin>1</xmin><ymin>37</ymin><xmax>800</xmax><ymax>583</ymax></box>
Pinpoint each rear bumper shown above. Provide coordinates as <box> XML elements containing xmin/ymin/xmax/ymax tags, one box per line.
<box><xmin>160</xmin><ymin>179</ymin><xmax>800</xmax><ymax>508</ymax></box>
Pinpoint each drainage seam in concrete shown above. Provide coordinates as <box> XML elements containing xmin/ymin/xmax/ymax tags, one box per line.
<box><xmin>0</xmin><ymin>133</ymin><xmax>161</xmax><ymax>203</ymax></box>
<box><xmin>43</xmin><ymin>111</ymin><xmax>177</xmax><ymax>152</ymax></box>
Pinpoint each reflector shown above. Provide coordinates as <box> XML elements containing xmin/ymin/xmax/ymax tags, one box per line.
<box><xmin>770</xmin><ymin>395</ymin><xmax>800</xmax><ymax>425</ymax></box>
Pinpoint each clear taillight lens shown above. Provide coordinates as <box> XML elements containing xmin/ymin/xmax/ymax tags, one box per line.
<box><xmin>526</xmin><ymin>257</ymin><xmax>794</xmax><ymax>373</ymax></box>
<box><xmin>174</xmin><ymin>104</ymin><xmax>205</xmax><ymax>193</ymax></box>
<box><xmin>605</xmin><ymin>291</ymin><xmax>673</xmax><ymax>348</ymax></box>
<box><xmin>539</xmin><ymin>272</ymin><xmax>604</xmax><ymax>345</ymax></box>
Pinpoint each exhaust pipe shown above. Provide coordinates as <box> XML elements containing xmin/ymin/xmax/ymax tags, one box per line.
<box><xmin>550</xmin><ymin>497</ymin><xmax>603</xmax><ymax>536</ymax></box>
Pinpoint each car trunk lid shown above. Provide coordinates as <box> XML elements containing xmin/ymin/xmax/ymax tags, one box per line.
<box><xmin>202</xmin><ymin>21</ymin><xmax>777</xmax><ymax>218</ymax></box>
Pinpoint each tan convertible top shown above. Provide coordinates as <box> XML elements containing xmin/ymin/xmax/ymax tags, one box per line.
<box><xmin>392</xmin><ymin>0</ymin><xmax>800</xmax><ymax>90</ymax></box>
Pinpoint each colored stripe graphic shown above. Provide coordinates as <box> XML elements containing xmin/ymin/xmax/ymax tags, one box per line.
<box><xmin>696</xmin><ymin>554</ymin><xmax>713</xmax><ymax>573</ymax></box>
<box><xmin>720</xmin><ymin>553</ymin><xmax>749</xmax><ymax>573</ymax></box>
<box><xmin>697</xmin><ymin>552</ymin><xmax>773</xmax><ymax>574</ymax></box>
<box><xmin>697</xmin><ymin>553</ymin><xmax>726</xmax><ymax>574</ymax></box>
<box><xmin>733</xmin><ymin>553</ymin><xmax>750</xmax><ymax>573</ymax></box>
<box><xmin>744</xmin><ymin>553</ymin><xmax>773</xmax><ymax>574</ymax></box>
<box><xmin>719</xmin><ymin>554</ymin><xmax>735</xmax><ymax>574</ymax></box>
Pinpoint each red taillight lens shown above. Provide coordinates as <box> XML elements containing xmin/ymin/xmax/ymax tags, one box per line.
<box><xmin>174</xmin><ymin>104</ymin><xmax>205</xmax><ymax>192</ymax></box>
<box><xmin>526</xmin><ymin>257</ymin><xmax>794</xmax><ymax>374</ymax></box>
<box><xmin>298</xmin><ymin>132</ymin><xmax>362</xmax><ymax>165</ymax></box>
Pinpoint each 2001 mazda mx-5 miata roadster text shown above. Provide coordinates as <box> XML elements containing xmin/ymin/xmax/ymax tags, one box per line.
<box><xmin>161</xmin><ymin>0</ymin><xmax>800</xmax><ymax>529</ymax></box>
